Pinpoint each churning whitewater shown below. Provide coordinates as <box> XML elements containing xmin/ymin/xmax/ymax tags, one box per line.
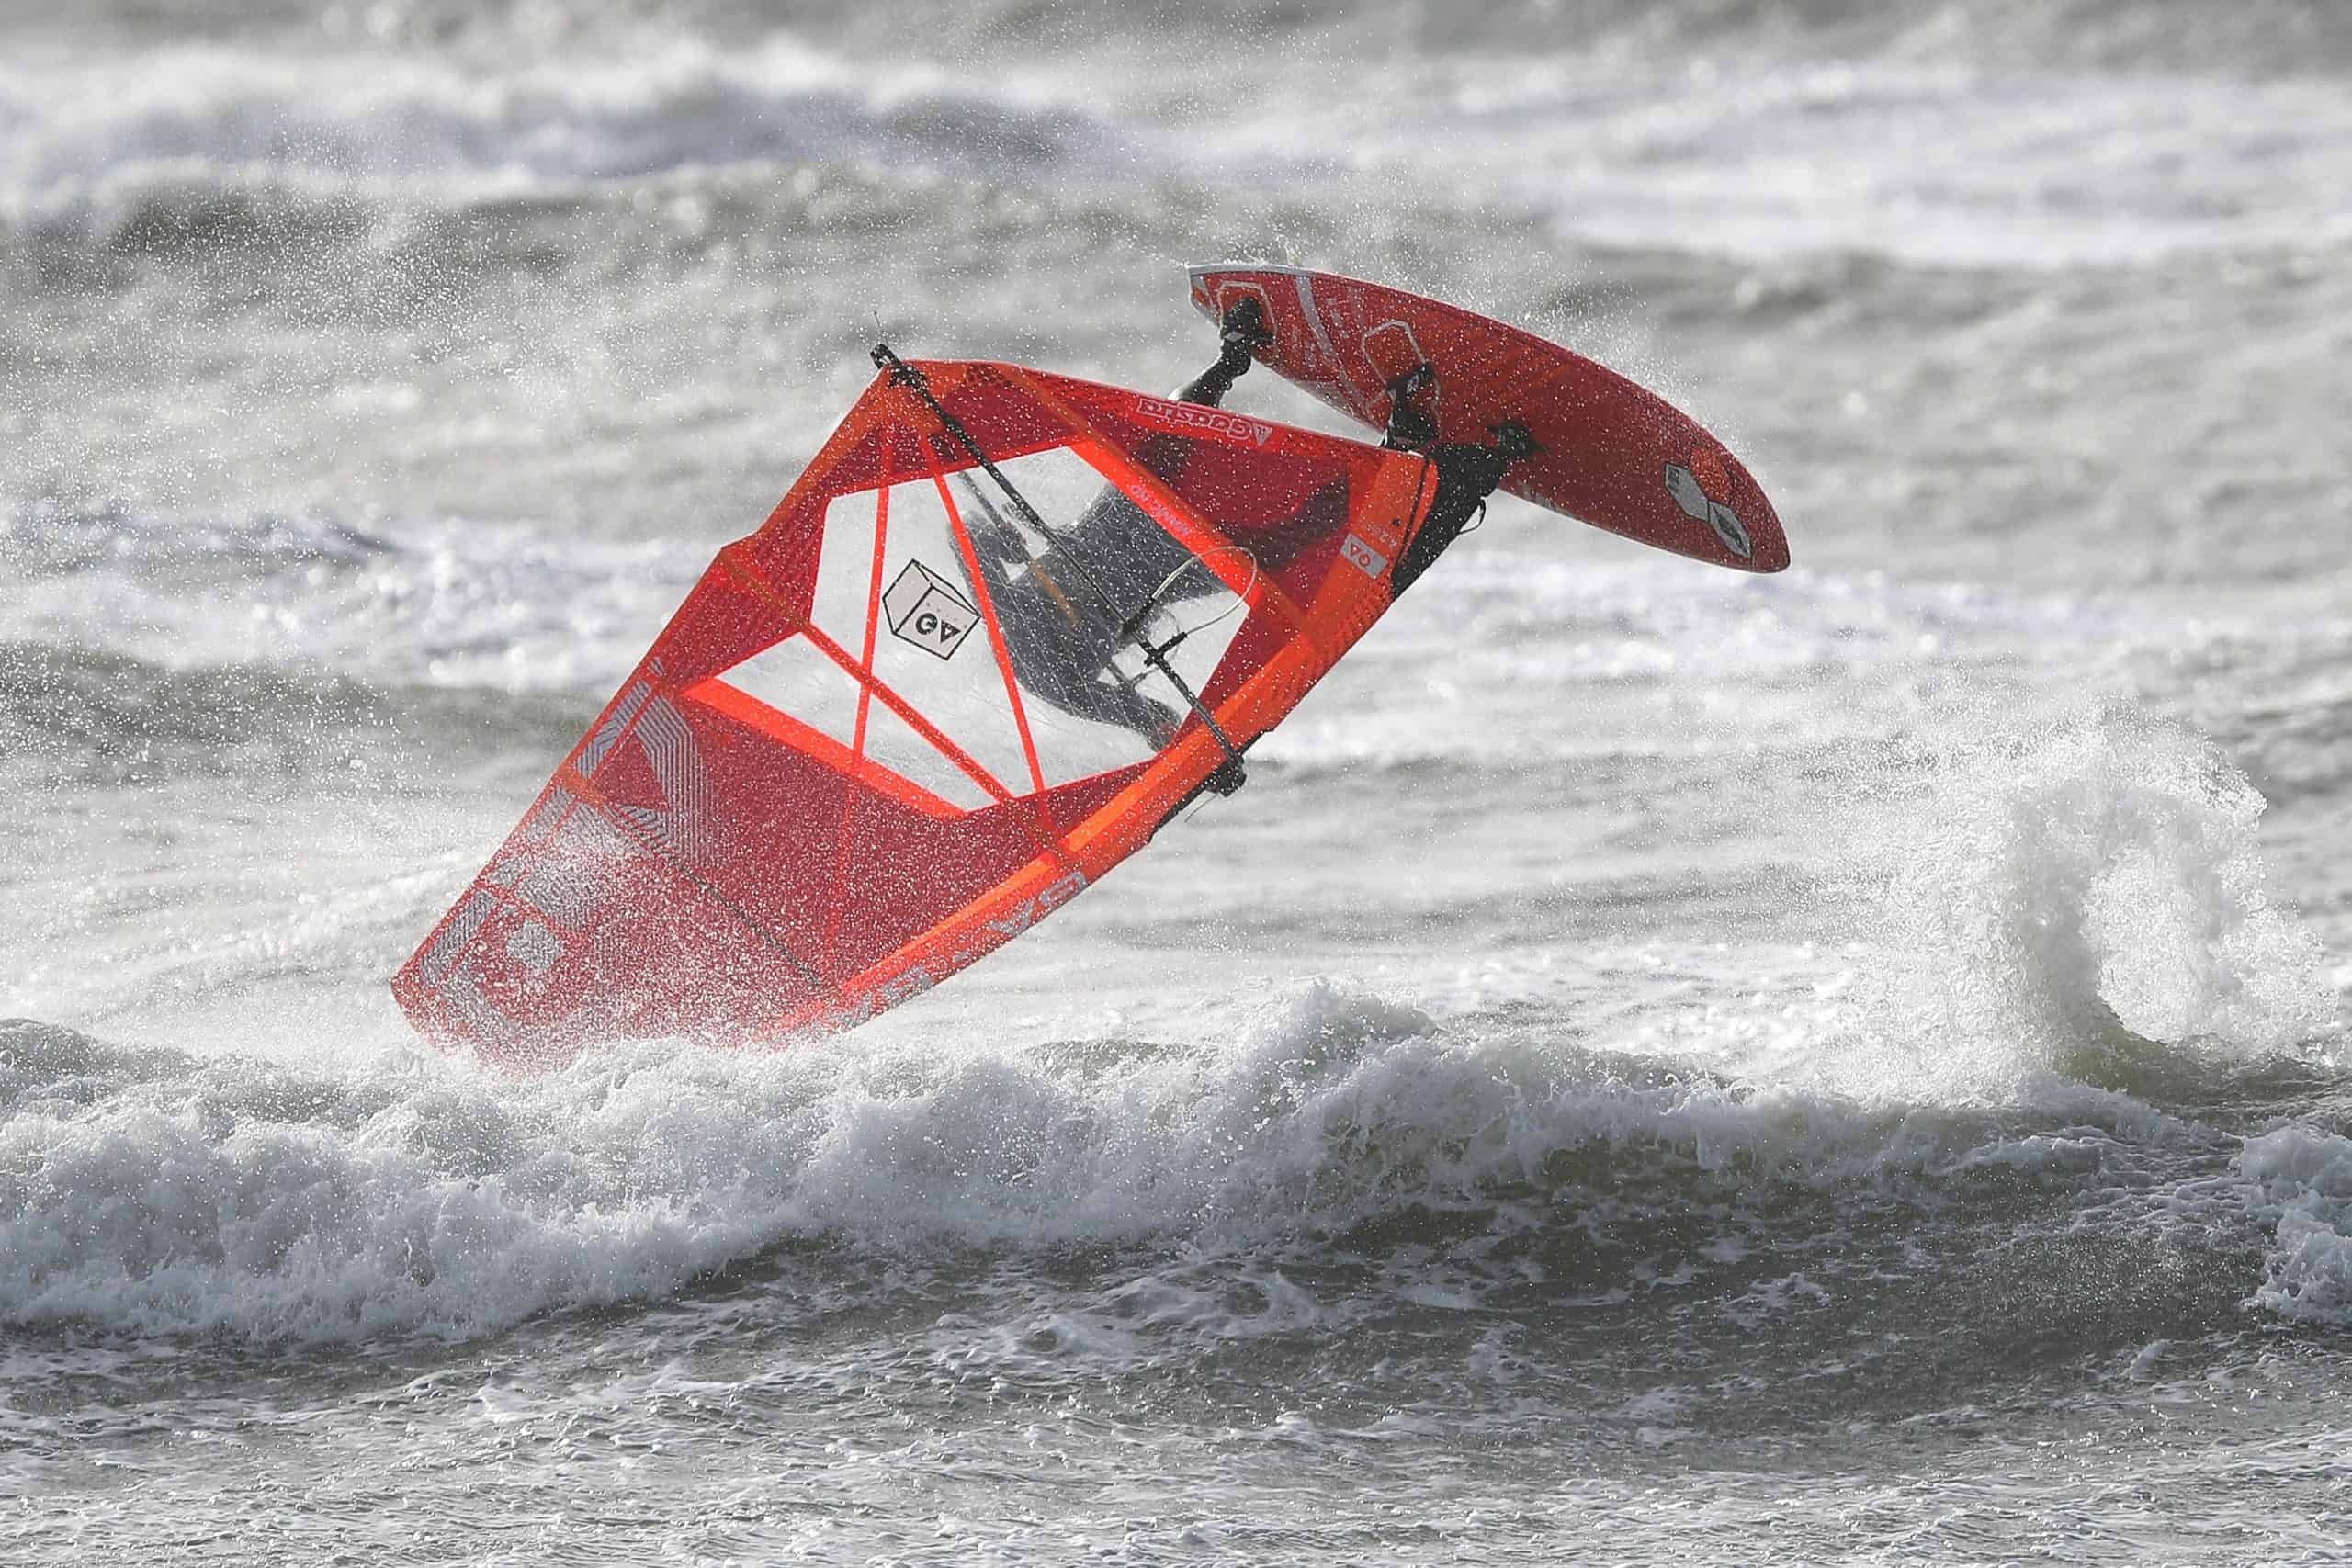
<box><xmin>5</xmin><ymin>0</ymin><xmax>2349</xmax><ymax>1562</ymax></box>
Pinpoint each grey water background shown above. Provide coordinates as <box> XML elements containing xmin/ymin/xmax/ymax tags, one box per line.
<box><xmin>5</xmin><ymin>0</ymin><xmax>2351</xmax><ymax>1561</ymax></box>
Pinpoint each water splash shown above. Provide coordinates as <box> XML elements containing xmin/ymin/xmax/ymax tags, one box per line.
<box><xmin>1819</xmin><ymin>702</ymin><xmax>2333</xmax><ymax>1099</ymax></box>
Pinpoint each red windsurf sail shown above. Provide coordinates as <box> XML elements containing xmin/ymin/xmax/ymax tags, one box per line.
<box><xmin>396</xmin><ymin>359</ymin><xmax>1440</xmax><ymax>1064</ymax></box>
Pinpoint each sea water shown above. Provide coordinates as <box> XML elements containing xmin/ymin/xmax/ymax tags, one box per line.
<box><xmin>4</xmin><ymin>0</ymin><xmax>2350</xmax><ymax>1560</ymax></box>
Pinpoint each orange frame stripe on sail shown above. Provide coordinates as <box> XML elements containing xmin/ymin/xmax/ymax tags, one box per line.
<box><xmin>929</xmin><ymin>468</ymin><xmax>1050</xmax><ymax>804</ymax></box>
<box><xmin>707</xmin><ymin>545</ymin><xmax>1039</xmax><ymax>825</ymax></box>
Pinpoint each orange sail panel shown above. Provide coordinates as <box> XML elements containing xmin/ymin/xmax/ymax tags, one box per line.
<box><xmin>393</xmin><ymin>362</ymin><xmax>1436</xmax><ymax>1063</ymax></box>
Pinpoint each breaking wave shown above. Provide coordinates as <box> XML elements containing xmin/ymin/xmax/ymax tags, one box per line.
<box><xmin>9</xmin><ymin>15</ymin><xmax>2349</xmax><ymax>272</ymax></box>
<box><xmin>0</xmin><ymin>36</ymin><xmax>1118</xmax><ymax>220</ymax></box>
<box><xmin>1820</xmin><ymin>703</ymin><xmax>2335</xmax><ymax>1100</ymax></box>
<box><xmin>0</xmin><ymin>979</ymin><xmax>2210</xmax><ymax>1346</ymax></box>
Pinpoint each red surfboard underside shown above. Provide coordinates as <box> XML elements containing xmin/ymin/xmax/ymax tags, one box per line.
<box><xmin>1188</xmin><ymin>264</ymin><xmax>1787</xmax><ymax>574</ymax></box>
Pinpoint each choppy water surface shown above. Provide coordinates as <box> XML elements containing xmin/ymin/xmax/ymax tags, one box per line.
<box><xmin>4</xmin><ymin>0</ymin><xmax>2349</xmax><ymax>1561</ymax></box>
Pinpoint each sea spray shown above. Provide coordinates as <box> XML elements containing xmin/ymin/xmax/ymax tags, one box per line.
<box><xmin>1812</xmin><ymin>701</ymin><xmax>2333</xmax><ymax>1100</ymax></box>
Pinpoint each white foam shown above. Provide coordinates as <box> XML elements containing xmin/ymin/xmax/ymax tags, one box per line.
<box><xmin>2241</xmin><ymin>1127</ymin><xmax>2352</xmax><ymax>1326</ymax></box>
<box><xmin>8</xmin><ymin>31</ymin><xmax>2346</xmax><ymax>268</ymax></box>
<box><xmin>0</xmin><ymin>979</ymin><xmax>2094</xmax><ymax>1345</ymax></box>
<box><xmin>1187</xmin><ymin>54</ymin><xmax>2352</xmax><ymax>267</ymax></box>
<box><xmin>0</xmin><ymin>36</ymin><xmax>1119</xmax><ymax>220</ymax></box>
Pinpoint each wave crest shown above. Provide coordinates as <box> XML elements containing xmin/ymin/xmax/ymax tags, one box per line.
<box><xmin>0</xmin><ymin>984</ymin><xmax>2157</xmax><ymax>1345</ymax></box>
